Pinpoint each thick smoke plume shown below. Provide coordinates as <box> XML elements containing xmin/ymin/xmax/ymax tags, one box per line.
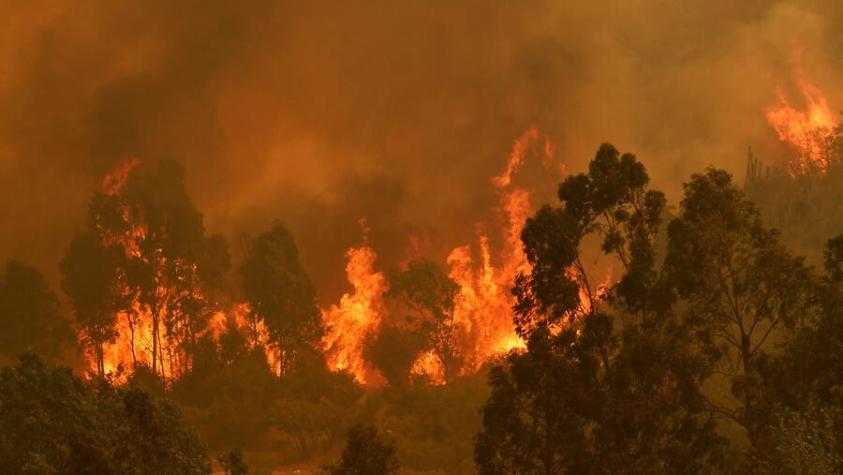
<box><xmin>1</xmin><ymin>1</ymin><xmax>842</xmax><ymax>302</ymax></box>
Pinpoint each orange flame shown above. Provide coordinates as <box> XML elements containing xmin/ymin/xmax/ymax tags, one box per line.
<box><xmin>410</xmin><ymin>349</ymin><xmax>446</xmax><ymax>386</ymax></box>
<box><xmin>443</xmin><ymin>129</ymin><xmax>555</xmax><ymax>372</ymax></box>
<box><xmin>101</xmin><ymin>158</ymin><xmax>140</xmax><ymax>196</ymax></box>
<box><xmin>321</xmin><ymin>244</ymin><xmax>387</xmax><ymax>386</ymax></box>
<box><xmin>766</xmin><ymin>76</ymin><xmax>838</xmax><ymax>175</ymax></box>
<box><xmin>89</xmin><ymin>160</ymin><xmax>283</xmax><ymax>382</ymax></box>
<box><xmin>207</xmin><ymin>303</ymin><xmax>283</xmax><ymax>376</ymax></box>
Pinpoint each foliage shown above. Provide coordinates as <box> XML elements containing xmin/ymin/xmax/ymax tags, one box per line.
<box><xmin>0</xmin><ymin>353</ymin><xmax>210</xmax><ymax>474</ymax></box>
<box><xmin>365</xmin><ymin>325</ymin><xmax>426</xmax><ymax>387</ymax></box>
<box><xmin>241</xmin><ymin>220</ymin><xmax>320</xmax><ymax>376</ymax></box>
<box><xmin>217</xmin><ymin>448</ymin><xmax>249</xmax><ymax>475</ymax></box>
<box><xmin>665</xmin><ymin>168</ymin><xmax>817</xmax><ymax>439</ymax></box>
<box><xmin>328</xmin><ymin>424</ymin><xmax>399</xmax><ymax>475</ymax></box>
<box><xmin>477</xmin><ymin>144</ymin><xmax>725</xmax><ymax>473</ymax></box>
<box><xmin>64</xmin><ymin>159</ymin><xmax>230</xmax><ymax>379</ymax></box>
<box><xmin>387</xmin><ymin>259</ymin><xmax>461</xmax><ymax>381</ymax></box>
<box><xmin>0</xmin><ymin>260</ymin><xmax>73</xmax><ymax>362</ymax></box>
<box><xmin>61</xmin><ymin>233</ymin><xmax>123</xmax><ymax>376</ymax></box>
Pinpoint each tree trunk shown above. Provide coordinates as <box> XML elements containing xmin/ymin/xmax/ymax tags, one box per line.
<box><xmin>152</xmin><ymin>308</ymin><xmax>160</xmax><ymax>377</ymax></box>
<box><xmin>97</xmin><ymin>342</ymin><xmax>105</xmax><ymax>378</ymax></box>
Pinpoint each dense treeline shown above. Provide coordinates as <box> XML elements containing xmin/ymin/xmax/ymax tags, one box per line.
<box><xmin>476</xmin><ymin>144</ymin><xmax>843</xmax><ymax>473</ymax></box>
<box><xmin>0</xmin><ymin>353</ymin><xmax>209</xmax><ymax>474</ymax></box>
<box><xmin>2</xmin><ymin>143</ymin><xmax>843</xmax><ymax>472</ymax></box>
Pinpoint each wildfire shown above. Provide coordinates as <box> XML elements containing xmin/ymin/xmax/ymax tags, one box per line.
<box><xmin>409</xmin><ymin>129</ymin><xmax>555</xmax><ymax>379</ymax></box>
<box><xmin>88</xmin><ymin>127</ymin><xmax>607</xmax><ymax>388</ymax></box>
<box><xmin>89</xmin><ymin>160</ymin><xmax>282</xmax><ymax>382</ymax></box>
<box><xmin>410</xmin><ymin>349</ymin><xmax>446</xmax><ymax>386</ymax></box>
<box><xmin>321</xmin><ymin>243</ymin><xmax>387</xmax><ymax>386</ymax></box>
<box><xmin>766</xmin><ymin>76</ymin><xmax>839</xmax><ymax>175</ymax></box>
<box><xmin>206</xmin><ymin>304</ymin><xmax>283</xmax><ymax>376</ymax></box>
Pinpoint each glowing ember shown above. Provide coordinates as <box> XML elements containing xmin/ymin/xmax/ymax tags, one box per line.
<box><xmin>321</xmin><ymin>243</ymin><xmax>387</xmax><ymax>386</ymax></box>
<box><xmin>410</xmin><ymin>349</ymin><xmax>446</xmax><ymax>385</ymax></box>
<box><xmin>766</xmin><ymin>76</ymin><xmax>838</xmax><ymax>175</ymax></box>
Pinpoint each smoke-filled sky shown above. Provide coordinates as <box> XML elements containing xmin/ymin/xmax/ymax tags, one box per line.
<box><xmin>1</xmin><ymin>0</ymin><xmax>842</xmax><ymax>302</ymax></box>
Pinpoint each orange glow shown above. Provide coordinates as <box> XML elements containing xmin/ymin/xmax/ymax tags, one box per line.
<box><xmin>444</xmin><ymin>129</ymin><xmax>555</xmax><ymax>372</ymax></box>
<box><xmin>410</xmin><ymin>349</ymin><xmax>446</xmax><ymax>385</ymax></box>
<box><xmin>89</xmin><ymin>160</ymin><xmax>285</xmax><ymax>382</ymax></box>
<box><xmin>206</xmin><ymin>304</ymin><xmax>283</xmax><ymax>376</ymax></box>
<box><xmin>321</xmin><ymin>243</ymin><xmax>387</xmax><ymax>386</ymax></box>
<box><xmin>766</xmin><ymin>76</ymin><xmax>838</xmax><ymax>175</ymax></box>
<box><xmin>101</xmin><ymin>158</ymin><xmax>140</xmax><ymax>196</ymax></box>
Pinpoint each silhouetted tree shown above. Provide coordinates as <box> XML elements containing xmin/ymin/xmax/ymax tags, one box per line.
<box><xmin>477</xmin><ymin>144</ymin><xmax>725</xmax><ymax>473</ymax></box>
<box><xmin>329</xmin><ymin>424</ymin><xmax>399</xmax><ymax>475</ymax></box>
<box><xmin>387</xmin><ymin>259</ymin><xmax>461</xmax><ymax>381</ymax></box>
<box><xmin>665</xmin><ymin>168</ymin><xmax>816</xmax><ymax>438</ymax></box>
<box><xmin>241</xmin><ymin>221</ymin><xmax>320</xmax><ymax>376</ymax></box>
<box><xmin>0</xmin><ymin>259</ymin><xmax>73</xmax><ymax>362</ymax></box>
<box><xmin>365</xmin><ymin>325</ymin><xmax>426</xmax><ymax>387</ymax></box>
<box><xmin>80</xmin><ymin>159</ymin><xmax>229</xmax><ymax>379</ymax></box>
<box><xmin>747</xmin><ymin>235</ymin><xmax>843</xmax><ymax>468</ymax></box>
<box><xmin>0</xmin><ymin>353</ymin><xmax>210</xmax><ymax>474</ymax></box>
<box><xmin>217</xmin><ymin>448</ymin><xmax>248</xmax><ymax>475</ymax></box>
<box><xmin>61</xmin><ymin>233</ymin><xmax>123</xmax><ymax>377</ymax></box>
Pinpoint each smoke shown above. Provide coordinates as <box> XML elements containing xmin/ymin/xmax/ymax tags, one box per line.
<box><xmin>1</xmin><ymin>0</ymin><xmax>842</xmax><ymax>302</ymax></box>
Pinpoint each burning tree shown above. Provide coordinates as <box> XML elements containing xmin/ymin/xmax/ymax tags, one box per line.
<box><xmin>387</xmin><ymin>259</ymin><xmax>460</xmax><ymax>384</ymax></box>
<box><xmin>61</xmin><ymin>232</ymin><xmax>124</xmax><ymax>377</ymax></box>
<box><xmin>64</xmin><ymin>159</ymin><xmax>230</xmax><ymax>381</ymax></box>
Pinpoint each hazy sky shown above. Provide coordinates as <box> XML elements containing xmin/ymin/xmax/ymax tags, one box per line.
<box><xmin>1</xmin><ymin>0</ymin><xmax>841</xmax><ymax>301</ymax></box>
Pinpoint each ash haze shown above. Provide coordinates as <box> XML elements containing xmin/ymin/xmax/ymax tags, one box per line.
<box><xmin>1</xmin><ymin>1</ymin><xmax>842</xmax><ymax>300</ymax></box>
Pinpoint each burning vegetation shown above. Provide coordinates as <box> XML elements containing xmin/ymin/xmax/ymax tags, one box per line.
<box><xmin>766</xmin><ymin>72</ymin><xmax>841</xmax><ymax>175</ymax></box>
<box><xmin>5</xmin><ymin>4</ymin><xmax>843</xmax><ymax>472</ymax></box>
<box><xmin>62</xmin><ymin>128</ymin><xmax>591</xmax><ymax>389</ymax></box>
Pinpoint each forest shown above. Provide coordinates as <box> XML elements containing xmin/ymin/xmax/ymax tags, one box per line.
<box><xmin>5</xmin><ymin>1</ymin><xmax>843</xmax><ymax>473</ymax></box>
<box><xmin>3</xmin><ymin>116</ymin><xmax>843</xmax><ymax>473</ymax></box>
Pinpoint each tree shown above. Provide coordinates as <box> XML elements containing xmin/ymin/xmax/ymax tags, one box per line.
<box><xmin>387</xmin><ymin>259</ymin><xmax>461</xmax><ymax>382</ymax></box>
<box><xmin>329</xmin><ymin>424</ymin><xmax>399</xmax><ymax>475</ymax></box>
<box><xmin>475</xmin><ymin>328</ymin><xmax>594</xmax><ymax>474</ymax></box>
<box><xmin>217</xmin><ymin>449</ymin><xmax>248</xmax><ymax>475</ymax></box>
<box><xmin>365</xmin><ymin>325</ymin><xmax>426</xmax><ymax>387</ymax></box>
<box><xmin>748</xmin><ymin>235</ymin><xmax>843</xmax><ymax>467</ymax></box>
<box><xmin>665</xmin><ymin>168</ymin><xmax>816</xmax><ymax>438</ymax></box>
<box><xmin>79</xmin><ymin>159</ymin><xmax>229</xmax><ymax>379</ymax></box>
<box><xmin>241</xmin><ymin>221</ymin><xmax>320</xmax><ymax>376</ymax></box>
<box><xmin>61</xmin><ymin>233</ymin><xmax>122</xmax><ymax>377</ymax></box>
<box><xmin>0</xmin><ymin>353</ymin><xmax>210</xmax><ymax>474</ymax></box>
<box><xmin>0</xmin><ymin>259</ymin><xmax>73</xmax><ymax>362</ymax></box>
<box><xmin>476</xmin><ymin>144</ymin><xmax>724</xmax><ymax>473</ymax></box>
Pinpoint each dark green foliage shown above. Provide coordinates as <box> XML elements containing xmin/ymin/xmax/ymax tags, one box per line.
<box><xmin>0</xmin><ymin>353</ymin><xmax>209</xmax><ymax>474</ymax></box>
<box><xmin>329</xmin><ymin>424</ymin><xmax>399</xmax><ymax>475</ymax></box>
<box><xmin>0</xmin><ymin>260</ymin><xmax>73</xmax><ymax>362</ymax></box>
<box><xmin>241</xmin><ymin>220</ymin><xmax>320</xmax><ymax>376</ymax></box>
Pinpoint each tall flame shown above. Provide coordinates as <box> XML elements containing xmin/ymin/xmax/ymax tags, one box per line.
<box><xmin>321</xmin><ymin>244</ymin><xmax>387</xmax><ymax>385</ymax></box>
<box><xmin>766</xmin><ymin>76</ymin><xmax>838</xmax><ymax>175</ymax></box>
